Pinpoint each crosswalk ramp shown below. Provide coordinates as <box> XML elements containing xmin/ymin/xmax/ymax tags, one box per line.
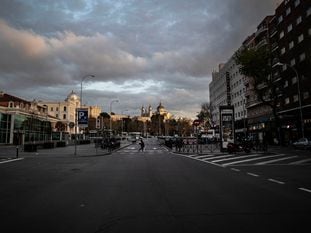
<box><xmin>184</xmin><ymin>153</ymin><xmax>311</xmax><ymax>166</ymax></box>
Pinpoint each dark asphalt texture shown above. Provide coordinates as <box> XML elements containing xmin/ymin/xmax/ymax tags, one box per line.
<box><xmin>1</xmin><ymin>141</ymin><xmax>311</xmax><ymax>233</ymax></box>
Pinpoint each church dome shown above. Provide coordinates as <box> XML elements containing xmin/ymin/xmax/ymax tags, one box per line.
<box><xmin>66</xmin><ymin>91</ymin><xmax>80</xmax><ymax>101</ymax></box>
<box><xmin>157</xmin><ymin>102</ymin><xmax>164</xmax><ymax>111</ymax></box>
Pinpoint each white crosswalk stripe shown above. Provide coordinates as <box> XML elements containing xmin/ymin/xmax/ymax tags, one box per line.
<box><xmin>289</xmin><ymin>158</ymin><xmax>311</xmax><ymax>165</ymax></box>
<box><xmin>175</xmin><ymin>152</ymin><xmax>311</xmax><ymax>166</ymax></box>
<box><xmin>255</xmin><ymin>155</ymin><xmax>297</xmax><ymax>165</ymax></box>
<box><xmin>222</xmin><ymin>154</ymin><xmax>285</xmax><ymax>166</ymax></box>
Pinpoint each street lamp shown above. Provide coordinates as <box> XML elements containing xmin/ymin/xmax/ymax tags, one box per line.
<box><xmin>121</xmin><ymin>109</ymin><xmax>129</xmax><ymax>138</ymax></box>
<box><xmin>109</xmin><ymin>99</ymin><xmax>119</xmax><ymax>133</ymax></box>
<box><xmin>80</xmin><ymin>74</ymin><xmax>95</xmax><ymax>108</ymax></box>
<box><xmin>276</xmin><ymin>62</ymin><xmax>304</xmax><ymax>138</ymax></box>
<box><xmin>241</xmin><ymin>96</ymin><xmax>247</xmax><ymax>139</ymax></box>
<box><xmin>74</xmin><ymin>74</ymin><xmax>94</xmax><ymax>155</ymax></box>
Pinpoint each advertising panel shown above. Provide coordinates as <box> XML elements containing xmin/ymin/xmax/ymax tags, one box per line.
<box><xmin>219</xmin><ymin>106</ymin><xmax>235</xmax><ymax>151</ymax></box>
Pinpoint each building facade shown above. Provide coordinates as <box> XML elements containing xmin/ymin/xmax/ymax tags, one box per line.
<box><xmin>270</xmin><ymin>0</ymin><xmax>311</xmax><ymax>143</ymax></box>
<box><xmin>209</xmin><ymin>57</ymin><xmax>248</xmax><ymax>140</ymax></box>
<box><xmin>0</xmin><ymin>92</ymin><xmax>57</xmax><ymax>145</ymax></box>
<box><xmin>39</xmin><ymin>91</ymin><xmax>80</xmax><ymax>134</ymax></box>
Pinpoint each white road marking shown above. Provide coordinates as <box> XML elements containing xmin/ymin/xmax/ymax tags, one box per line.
<box><xmin>0</xmin><ymin>158</ymin><xmax>24</xmax><ymax>164</ymax></box>
<box><xmin>247</xmin><ymin>172</ymin><xmax>259</xmax><ymax>177</ymax></box>
<box><xmin>231</xmin><ymin>168</ymin><xmax>240</xmax><ymax>172</ymax></box>
<box><xmin>212</xmin><ymin>154</ymin><xmax>261</xmax><ymax>163</ymax></box>
<box><xmin>255</xmin><ymin>155</ymin><xmax>296</xmax><ymax>165</ymax></box>
<box><xmin>193</xmin><ymin>155</ymin><xmax>214</xmax><ymax>159</ymax></box>
<box><xmin>289</xmin><ymin>158</ymin><xmax>311</xmax><ymax>165</ymax></box>
<box><xmin>268</xmin><ymin>178</ymin><xmax>285</xmax><ymax>185</ymax></box>
<box><xmin>177</xmin><ymin>154</ymin><xmax>225</xmax><ymax>168</ymax></box>
<box><xmin>203</xmin><ymin>154</ymin><xmax>235</xmax><ymax>161</ymax></box>
<box><xmin>299</xmin><ymin>187</ymin><xmax>311</xmax><ymax>193</ymax></box>
<box><xmin>222</xmin><ymin>154</ymin><xmax>284</xmax><ymax>166</ymax></box>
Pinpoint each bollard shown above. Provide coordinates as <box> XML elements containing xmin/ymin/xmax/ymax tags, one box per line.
<box><xmin>16</xmin><ymin>146</ymin><xmax>19</xmax><ymax>158</ymax></box>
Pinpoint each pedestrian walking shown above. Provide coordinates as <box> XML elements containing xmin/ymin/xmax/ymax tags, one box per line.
<box><xmin>138</xmin><ymin>138</ymin><xmax>145</xmax><ymax>152</ymax></box>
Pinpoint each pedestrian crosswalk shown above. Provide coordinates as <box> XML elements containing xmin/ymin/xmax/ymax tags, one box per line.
<box><xmin>114</xmin><ymin>146</ymin><xmax>166</xmax><ymax>155</ymax></box>
<box><xmin>181</xmin><ymin>152</ymin><xmax>311</xmax><ymax>166</ymax></box>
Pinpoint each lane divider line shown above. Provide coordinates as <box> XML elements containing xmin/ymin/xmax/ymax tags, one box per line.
<box><xmin>0</xmin><ymin>158</ymin><xmax>24</xmax><ymax>164</ymax></box>
<box><xmin>247</xmin><ymin>172</ymin><xmax>259</xmax><ymax>177</ymax></box>
<box><xmin>268</xmin><ymin>178</ymin><xmax>285</xmax><ymax>185</ymax></box>
<box><xmin>231</xmin><ymin>168</ymin><xmax>240</xmax><ymax>172</ymax></box>
<box><xmin>298</xmin><ymin>187</ymin><xmax>311</xmax><ymax>194</ymax></box>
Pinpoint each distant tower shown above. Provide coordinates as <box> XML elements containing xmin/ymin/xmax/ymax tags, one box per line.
<box><xmin>148</xmin><ymin>105</ymin><xmax>152</xmax><ymax>117</ymax></box>
<box><xmin>141</xmin><ymin>105</ymin><xmax>145</xmax><ymax>116</ymax></box>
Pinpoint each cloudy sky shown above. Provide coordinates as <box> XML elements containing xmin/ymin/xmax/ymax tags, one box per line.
<box><xmin>0</xmin><ymin>0</ymin><xmax>279</xmax><ymax>118</ymax></box>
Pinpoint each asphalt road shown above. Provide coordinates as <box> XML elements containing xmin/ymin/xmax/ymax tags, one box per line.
<box><xmin>1</xmin><ymin>139</ymin><xmax>311</xmax><ymax>233</ymax></box>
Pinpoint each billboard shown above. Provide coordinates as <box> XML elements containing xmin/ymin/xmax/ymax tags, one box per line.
<box><xmin>219</xmin><ymin>106</ymin><xmax>235</xmax><ymax>151</ymax></box>
<box><xmin>77</xmin><ymin>108</ymin><xmax>88</xmax><ymax>127</ymax></box>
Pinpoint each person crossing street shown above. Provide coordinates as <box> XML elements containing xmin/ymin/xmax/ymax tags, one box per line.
<box><xmin>138</xmin><ymin>138</ymin><xmax>145</xmax><ymax>152</ymax></box>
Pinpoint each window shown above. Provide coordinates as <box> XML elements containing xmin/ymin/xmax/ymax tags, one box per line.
<box><xmin>290</xmin><ymin>58</ymin><xmax>296</xmax><ymax>66</ymax></box>
<box><xmin>298</xmin><ymin>33</ymin><xmax>304</xmax><ymax>43</ymax></box>
<box><xmin>279</xmin><ymin>31</ymin><xmax>284</xmax><ymax>39</ymax></box>
<box><xmin>64</xmin><ymin>106</ymin><xmax>67</xmax><ymax>111</ymax></box>
<box><xmin>278</xmin><ymin>15</ymin><xmax>283</xmax><ymax>23</ymax></box>
<box><xmin>300</xmin><ymin>53</ymin><xmax>306</xmax><ymax>62</ymax></box>
<box><xmin>303</xmin><ymin>92</ymin><xmax>309</xmax><ymax>99</ymax></box>
<box><xmin>281</xmin><ymin>47</ymin><xmax>286</xmax><ymax>55</ymax></box>
<box><xmin>293</xmin><ymin>94</ymin><xmax>299</xmax><ymax>102</ymax></box>
<box><xmin>287</xmin><ymin>24</ymin><xmax>293</xmax><ymax>32</ymax></box>
<box><xmin>282</xmin><ymin>64</ymin><xmax>287</xmax><ymax>71</ymax></box>
<box><xmin>63</xmin><ymin>114</ymin><xmax>66</xmax><ymax>120</ymax></box>
<box><xmin>56</xmin><ymin>114</ymin><xmax>59</xmax><ymax>118</ymax></box>
<box><xmin>307</xmin><ymin>7</ymin><xmax>311</xmax><ymax>17</ymax></box>
<box><xmin>284</xmin><ymin>80</ymin><xmax>288</xmax><ymax>87</ymax></box>
<box><xmin>286</xmin><ymin>7</ymin><xmax>291</xmax><ymax>16</ymax></box>
<box><xmin>309</xmin><ymin>28</ymin><xmax>311</xmax><ymax>36</ymax></box>
<box><xmin>51</xmin><ymin>107</ymin><xmax>53</xmax><ymax>111</ymax></box>
<box><xmin>296</xmin><ymin>16</ymin><xmax>302</xmax><ymax>25</ymax></box>
<box><xmin>294</xmin><ymin>0</ymin><xmax>300</xmax><ymax>7</ymax></box>
<box><xmin>289</xmin><ymin>41</ymin><xmax>294</xmax><ymax>49</ymax></box>
<box><xmin>292</xmin><ymin>76</ymin><xmax>297</xmax><ymax>84</ymax></box>
<box><xmin>56</xmin><ymin>107</ymin><xmax>59</xmax><ymax>111</ymax></box>
<box><xmin>9</xmin><ymin>102</ymin><xmax>14</xmax><ymax>108</ymax></box>
<box><xmin>285</xmin><ymin>97</ymin><xmax>290</xmax><ymax>104</ymax></box>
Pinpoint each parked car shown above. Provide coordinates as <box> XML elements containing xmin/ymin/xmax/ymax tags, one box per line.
<box><xmin>292</xmin><ymin>138</ymin><xmax>311</xmax><ymax>149</ymax></box>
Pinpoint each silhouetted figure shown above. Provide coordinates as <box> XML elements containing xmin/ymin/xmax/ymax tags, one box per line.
<box><xmin>138</xmin><ymin>138</ymin><xmax>145</xmax><ymax>152</ymax></box>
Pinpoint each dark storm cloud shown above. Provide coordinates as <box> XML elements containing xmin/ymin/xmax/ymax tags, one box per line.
<box><xmin>0</xmin><ymin>0</ymin><xmax>279</xmax><ymax>118</ymax></box>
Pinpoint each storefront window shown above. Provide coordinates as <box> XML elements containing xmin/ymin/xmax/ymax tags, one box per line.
<box><xmin>0</xmin><ymin>113</ymin><xmax>11</xmax><ymax>144</ymax></box>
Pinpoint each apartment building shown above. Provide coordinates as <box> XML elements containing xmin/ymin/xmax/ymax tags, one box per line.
<box><xmin>270</xmin><ymin>0</ymin><xmax>311</xmax><ymax>143</ymax></box>
<box><xmin>209</xmin><ymin>56</ymin><xmax>248</xmax><ymax>139</ymax></box>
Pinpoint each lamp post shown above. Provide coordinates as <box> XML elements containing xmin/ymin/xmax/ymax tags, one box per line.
<box><xmin>121</xmin><ymin>109</ymin><xmax>128</xmax><ymax>138</ymax></box>
<box><xmin>109</xmin><ymin>99</ymin><xmax>119</xmax><ymax>134</ymax></box>
<box><xmin>276</xmin><ymin>62</ymin><xmax>304</xmax><ymax>138</ymax></box>
<box><xmin>80</xmin><ymin>75</ymin><xmax>95</xmax><ymax>108</ymax></box>
<box><xmin>241</xmin><ymin>96</ymin><xmax>247</xmax><ymax>139</ymax></box>
<box><xmin>74</xmin><ymin>74</ymin><xmax>94</xmax><ymax>155</ymax></box>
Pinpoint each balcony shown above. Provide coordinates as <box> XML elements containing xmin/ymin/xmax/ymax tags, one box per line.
<box><xmin>255</xmin><ymin>26</ymin><xmax>268</xmax><ymax>38</ymax></box>
<box><xmin>246</xmin><ymin>99</ymin><xmax>262</xmax><ymax>109</ymax></box>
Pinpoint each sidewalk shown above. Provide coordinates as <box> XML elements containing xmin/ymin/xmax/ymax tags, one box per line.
<box><xmin>0</xmin><ymin>140</ymin><xmax>132</xmax><ymax>159</ymax></box>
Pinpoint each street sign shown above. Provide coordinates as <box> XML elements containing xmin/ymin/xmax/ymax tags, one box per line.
<box><xmin>69</xmin><ymin>122</ymin><xmax>75</xmax><ymax>128</ymax></box>
<box><xmin>77</xmin><ymin>108</ymin><xmax>88</xmax><ymax>127</ymax></box>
